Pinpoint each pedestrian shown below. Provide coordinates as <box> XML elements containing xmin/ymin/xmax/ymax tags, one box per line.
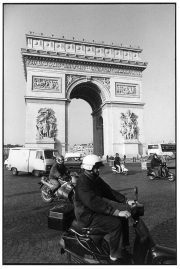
<box><xmin>106</xmin><ymin>155</ymin><xmax>109</xmax><ymax>162</ymax></box>
<box><xmin>124</xmin><ymin>155</ymin><xmax>126</xmax><ymax>163</ymax></box>
<box><xmin>74</xmin><ymin>155</ymin><xmax>135</xmax><ymax>264</ymax></box>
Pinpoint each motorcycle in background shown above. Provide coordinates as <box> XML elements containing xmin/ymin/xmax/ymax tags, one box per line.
<box><xmin>112</xmin><ymin>161</ymin><xmax>128</xmax><ymax>175</ymax></box>
<box><xmin>38</xmin><ymin>172</ymin><xmax>79</xmax><ymax>203</ymax></box>
<box><xmin>147</xmin><ymin>162</ymin><xmax>175</xmax><ymax>182</ymax></box>
<box><xmin>47</xmin><ymin>185</ymin><xmax>176</xmax><ymax>264</ymax></box>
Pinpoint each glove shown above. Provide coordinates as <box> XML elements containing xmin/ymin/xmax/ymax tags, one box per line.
<box><xmin>118</xmin><ymin>210</ymin><xmax>131</xmax><ymax>219</ymax></box>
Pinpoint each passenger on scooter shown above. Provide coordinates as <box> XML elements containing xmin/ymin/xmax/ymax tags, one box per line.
<box><xmin>49</xmin><ymin>155</ymin><xmax>70</xmax><ymax>195</ymax></box>
<box><xmin>114</xmin><ymin>153</ymin><xmax>121</xmax><ymax>173</ymax></box>
<box><xmin>151</xmin><ymin>154</ymin><xmax>162</xmax><ymax>177</ymax></box>
<box><xmin>74</xmin><ymin>154</ymin><xmax>135</xmax><ymax>264</ymax></box>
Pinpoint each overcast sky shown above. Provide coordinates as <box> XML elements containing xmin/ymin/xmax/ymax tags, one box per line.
<box><xmin>3</xmin><ymin>2</ymin><xmax>176</xmax><ymax>147</ymax></box>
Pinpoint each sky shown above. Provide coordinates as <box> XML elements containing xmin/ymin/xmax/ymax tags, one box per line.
<box><xmin>3</xmin><ymin>2</ymin><xmax>177</xmax><ymax>148</ymax></box>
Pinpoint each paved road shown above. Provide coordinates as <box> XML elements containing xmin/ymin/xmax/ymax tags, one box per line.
<box><xmin>3</xmin><ymin>164</ymin><xmax>176</xmax><ymax>264</ymax></box>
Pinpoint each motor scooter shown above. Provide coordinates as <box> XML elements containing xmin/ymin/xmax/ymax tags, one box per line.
<box><xmin>147</xmin><ymin>162</ymin><xmax>175</xmax><ymax>182</ymax></box>
<box><xmin>47</xmin><ymin>183</ymin><xmax>176</xmax><ymax>264</ymax></box>
<box><xmin>112</xmin><ymin>161</ymin><xmax>128</xmax><ymax>175</ymax></box>
<box><xmin>38</xmin><ymin>172</ymin><xmax>79</xmax><ymax>203</ymax></box>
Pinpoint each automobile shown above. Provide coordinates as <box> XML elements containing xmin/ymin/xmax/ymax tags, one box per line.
<box><xmin>164</xmin><ymin>154</ymin><xmax>176</xmax><ymax>169</ymax></box>
<box><xmin>64</xmin><ymin>156</ymin><xmax>83</xmax><ymax>174</ymax></box>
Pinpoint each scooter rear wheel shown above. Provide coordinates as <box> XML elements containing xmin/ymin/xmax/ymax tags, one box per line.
<box><xmin>148</xmin><ymin>175</ymin><xmax>155</xmax><ymax>180</ymax></box>
<box><xmin>41</xmin><ymin>185</ymin><xmax>53</xmax><ymax>203</ymax></box>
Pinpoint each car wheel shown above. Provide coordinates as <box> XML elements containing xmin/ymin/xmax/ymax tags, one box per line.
<box><xmin>12</xmin><ymin>167</ymin><xmax>19</xmax><ymax>176</ymax></box>
<box><xmin>33</xmin><ymin>170</ymin><xmax>41</xmax><ymax>177</ymax></box>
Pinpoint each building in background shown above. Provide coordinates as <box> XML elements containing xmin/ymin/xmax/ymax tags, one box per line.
<box><xmin>69</xmin><ymin>143</ymin><xmax>93</xmax><ymax>156</ymax></box>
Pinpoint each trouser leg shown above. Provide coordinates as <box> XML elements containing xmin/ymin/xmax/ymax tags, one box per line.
<box><xmin>116</xmin><ymin>165</ymin><xmax>120</xmax><ymax>173</ymax></box>
<box><xmin>89</xmin><ymin>214</ymin><xmax>124</xmax><ymax>259</ymax></box>
<box><xmin>50</xmin><ymin>179</ymin><xmax>60</xmax><ymax>193</ymax></box>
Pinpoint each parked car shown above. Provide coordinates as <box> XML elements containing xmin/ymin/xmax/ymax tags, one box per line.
<box><xmin>164</xmin><ymin>154</ymin><xmax>176</xmax><ymax>169</ymax></box>
<box><xmin>64</xmin><ymin>153</ymin><xmax>83</xmax><ymax>174</ymax></box>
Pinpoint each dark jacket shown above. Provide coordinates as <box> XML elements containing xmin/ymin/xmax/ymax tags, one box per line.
<box><xmin>74</xmin><ymin>173</ymin><xmax>127</xmax><ymax>227</ymax></box>
<box><xmin>114</xmin><ymin>156</ymin><xmax>121</xmax><ymax>166</ymax></box>
<box><xmin>49</xmin><ymin>162</ymin><xmax>70</xmax><ymax>180</ymax></box>
<box><xmin>151</xmin><ymin>157</ymin><xmax>162</xmax><ymax>169</ymax></box>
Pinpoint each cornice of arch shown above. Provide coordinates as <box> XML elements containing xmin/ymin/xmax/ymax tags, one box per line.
<box><xmin>21</xmin><ymin>52</ymin><xmax>146</xmax><ymax>81</ymax></box>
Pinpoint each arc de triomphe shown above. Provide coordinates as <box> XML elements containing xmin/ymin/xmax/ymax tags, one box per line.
<box><xmin>21</xmin><ymin>32</ymin><xmax>148</xmax><ymax>157</ymax></box>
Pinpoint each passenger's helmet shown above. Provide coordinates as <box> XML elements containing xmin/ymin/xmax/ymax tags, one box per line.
<box><xmin>82</xmin><ymin>155</ymin><xmax>102</xmax><ymax>170</ymax></box>
<box><xmin>56</xmin><ymin>155</ymin><xmax>64</xmax><ymax>164</ymax></box>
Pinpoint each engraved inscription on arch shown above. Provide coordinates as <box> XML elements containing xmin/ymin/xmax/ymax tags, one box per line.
<box><xmin>32</xmin><ymin>76</ymin><xmax>61</xmax><ymax>92</ymax></box>
<box><xmin>115</xmin><ymin>83</ymin><xmax>139</xmax><ymax>97</ymax></box>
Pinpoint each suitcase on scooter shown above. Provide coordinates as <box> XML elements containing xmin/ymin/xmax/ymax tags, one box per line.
<box><xmin>48</xmin><ymin>202</ymin><xmax>75</xmax><ymax>231</ymax></box>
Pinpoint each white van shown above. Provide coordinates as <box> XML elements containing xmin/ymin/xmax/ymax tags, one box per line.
<box><xmin>8</xmin><ymin>147</ymin><xmax>59</xmax><ymax>176</ymax></box>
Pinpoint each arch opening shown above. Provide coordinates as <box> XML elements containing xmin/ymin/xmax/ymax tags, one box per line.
<box><xmin>68</xmin><ymin>82</ymin><xmax>104</xmax><ymax>156</ymax></box>
<box><xmin>69</xmin><ymin>82</ymin><xmax>103</xmax><ymax>112</ymax></box>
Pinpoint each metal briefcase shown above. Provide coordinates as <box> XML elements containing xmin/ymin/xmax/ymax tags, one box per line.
<box><xmin>48</xmin><ymin>202</ymin><xmax>74</xmax><ymax>231</ymax></box>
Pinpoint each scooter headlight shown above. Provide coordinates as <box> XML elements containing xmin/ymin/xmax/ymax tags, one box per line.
<box><xmin>131</xmin><ymin>203</ymin><xmax>144</xmax><ymax>218</ymax></box>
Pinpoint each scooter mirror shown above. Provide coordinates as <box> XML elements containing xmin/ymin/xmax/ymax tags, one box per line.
<box><xmin>134</xmin><ymin>186</ymin><xmax>138</xmax><ymax>195</ymax></box>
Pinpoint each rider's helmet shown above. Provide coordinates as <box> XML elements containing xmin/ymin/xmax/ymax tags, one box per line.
<box><xmin>82</xmin><ymin>155</ymin><xmax>102</xmax><ymax>170</ymax></box>
<box><xmin>56</xmin><ymin>155</ymin><xmax>64</xmax><ymax>164</ymax></box>
<box><xmin>153</xmin><ymin>153</ymin><xmax>158</xmax><ymax>158</ymax></box>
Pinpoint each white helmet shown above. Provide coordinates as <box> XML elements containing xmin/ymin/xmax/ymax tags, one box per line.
<box><xmin>82</xmin><ymin>155</ymin><xmax>102</xmax><ymax>170</ymax></box>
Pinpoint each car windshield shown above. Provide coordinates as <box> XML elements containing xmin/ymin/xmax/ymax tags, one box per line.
<box><xmin>44</xmin><ymin>150</ymin><xmax>58</xmax><ymax>159</ymax></box>
<box><xmin>65</xmin><ymin>157</ymin><xmax>81</xmax><ymax>161</ymax></box>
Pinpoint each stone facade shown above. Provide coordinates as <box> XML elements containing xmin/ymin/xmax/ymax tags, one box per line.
<box><xmin>22</xmin><ymin>32</ymin><xmax>148</xmax><ymax>157</ymax></box>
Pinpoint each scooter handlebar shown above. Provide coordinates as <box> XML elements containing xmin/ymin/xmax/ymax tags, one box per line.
<box><xmin>129</xmin><ymin>201</ymin><xmax>144</xmax><ymax>218</ymax></box>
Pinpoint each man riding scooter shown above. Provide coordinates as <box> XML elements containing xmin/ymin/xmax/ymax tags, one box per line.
<box><xmin>151</xmin><ymin>153</ymin><xmax>162</xmax><ymax>177</ymax></box>
<box><xmin>114</xmin><ymin>153</ymin><xmax>121</xmax><ymax>173</ymax></box>
<box><xmin>74</xmin><ymin>154</ymin><xmax>135</xmax><ymax>264</ymax></box>
<box><xmin>48</xmin><ymin>155</ymin><xmax>70</xmax><ymax>196</ymax></box>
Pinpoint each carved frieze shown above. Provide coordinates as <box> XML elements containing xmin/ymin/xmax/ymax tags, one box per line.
<box><xmin>94</xmin><ymin>77</ymin><xmax>110</xmax><ymax>91</ymax></box>
<box><xmin>66</xmin><ymin>75</ymin><xmax>84</xmax><ymax>88</ymax></box>
<box><xmin>33</xmin><ymin>76</ymin><xmax>61</xmax><ymax>92</ymax></box>
<box><xmin>115</xmin><ymin>83</ymin><xmax>139</xmax><ymax>97</ymax></box>
<box><xmin>120</xmin><ymin>110</ymin><xmax>138</xmax><ymax>140</ymax></box>
<box><xmin>36</xmin><ymin>108</ymin><xmax>57</xmax><ymax>140</ymax></box>
<box><xmin>66</xmin><ymin>74</ymin><xmax>110</xmax><ymax>92</ymax></box>
<box><xmin>26</xmin><ymin>59</ymin><xmax>142</xmax><ymax>77</ymax></box>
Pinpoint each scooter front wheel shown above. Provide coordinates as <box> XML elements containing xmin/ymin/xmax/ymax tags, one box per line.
<box><xmin>168</xmin><ymin>173</ymin><xmax>175</xmax><ymax>182</ymax></box>
<box><xmin>148</xmin><ymin>174</ymin><xmax>155</xmax><ymax>180</ymax></box>
<box><xmin>41</xmin><ymin>185</ymin><xmax>53</xmax><ymax>203</ymax></box>
<box><xmin>161</xmin><ymin>167</ymin><xmax>167</xmax><ymax>178</ymax></box>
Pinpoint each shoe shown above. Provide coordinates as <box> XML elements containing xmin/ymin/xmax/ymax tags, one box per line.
<box><xmin>122</xmin><ymin>248</ymin><xmax>133</xmax><ymax>259</ymax></box>
<box><xmin>109</xmin><ymin>258</ymin><xmax>125</xmax><ymax>265</ymax></box>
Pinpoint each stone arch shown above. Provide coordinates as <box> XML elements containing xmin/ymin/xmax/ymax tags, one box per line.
<box><xmin>22</xmin><ymin>32</ymin><xmax>147</xmax><ymax>157</ymax></box>
<box><xmin>66</xmin><ymin>78</ymin><xmax>106</xmax><ymax>155</ymax></box>
<box><xmin>66</xmin><ymin>76</ymin><xmax>110</xmax><ymax>110</ymax></box>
